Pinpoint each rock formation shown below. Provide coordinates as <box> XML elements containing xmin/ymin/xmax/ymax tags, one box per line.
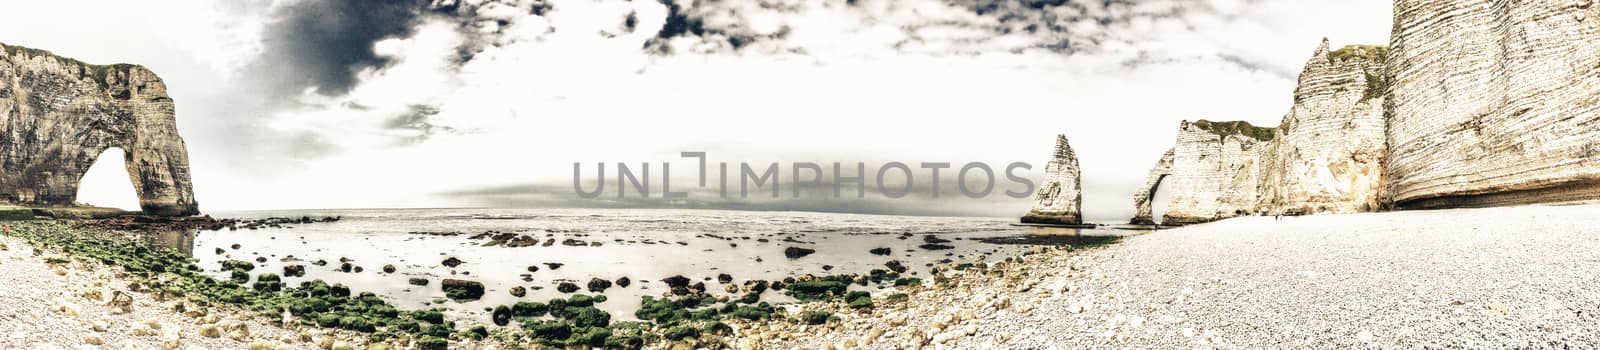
<box><xmin>1129</xmin><ymin>149</ymin><xmax>1172</xmax><ymax>225</ymax></box>
<box><xmin>1119</xmin><ymin>2</ymin><xmax>1600</xmax><ymax>224</ymax></box>
<box><xmin>1021</xmin><ymin>135</ymin><xmax>1083</xmax><ymax>225</ymax></box>
<box><xmin>1129</xmin><ymin>42</ymin><xmax>1390</xmax><ymax>225</ymax></box>
<box><xmin>1254</xmin><ymin>41</ymin><xmax>1388</xmax><ymax>215</ymax></box>
<box><xmin>1386</xmin><ymin>0</ymin><xmax>1600</xmax><ymax>209</ymax></box>
<box><xmin>0</xmin><ymin>43</ymin><xmax>198</xmax><ymax>216</ymax></box>
<box><xmin>1148</xmin><ymin>120</ymin><xmax>1273</xmax><ymax>225</ymax></box>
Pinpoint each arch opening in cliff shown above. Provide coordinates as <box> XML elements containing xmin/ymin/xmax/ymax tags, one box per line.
<box><xmin>75</xmin><ymin>148</ymin><xmax>141</xmax><ymax>210</ymax></box>
<box><xmin>1129</xmin><ymin>148</ymin><xmax>1175</xmax><ymax>225</ymax></box>
<box><xmin>1148</xmin><ymin>175</ymin><xmax>1172</xmax><ymax>225</ymax></box>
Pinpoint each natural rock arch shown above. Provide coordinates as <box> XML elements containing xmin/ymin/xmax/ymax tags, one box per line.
<box><xmin>1</xmin><ymin>43</ymin><xmax>198</xmax><ymax>216</ymax></box>
<box><xmin>1130</xmin><ymin>149</ymin><xmax>1174</xmax><ymax>225</ymax></box>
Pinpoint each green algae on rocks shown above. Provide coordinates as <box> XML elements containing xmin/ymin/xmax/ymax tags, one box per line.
<box><xmin>2</xmin><ymin>222</ymin><xmax>459</xmax><ymax>344</ymax></box>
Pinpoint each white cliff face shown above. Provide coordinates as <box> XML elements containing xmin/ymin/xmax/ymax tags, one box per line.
<box><xmin>1123</xmin><ymin>2</ymin><xmax>1600</xmax><ymax>224</ymax></box>
<box><xmin>1157</xmin><ymin>120</ymin><xmax>1271</xmax><ymax>225</ymax></box>
<box><xmin>1387</xmin><ymin>0</ymin><xmax>1600</xmax><ymax>209</ymax></box>
<box><xmin>1021</xmin><ymin>135</ymin><xmax>1082</xmax><ymax>225</ymax></box>
<box><xmin>1255</xmin><ymin>41</ymin><xmax>1388</xmax><ymax>215</ymax></box>
<box><xmin>0</xmin><ymin>43</ymin><xmax>198</xmax><ymax>215</ymax></box>
<box><xmin>1130</xmin><ymin>42</ymin><xmax>1391</xmax><ymax>225</ymax></box>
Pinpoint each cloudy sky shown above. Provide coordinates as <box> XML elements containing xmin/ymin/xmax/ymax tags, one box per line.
<box><xmin>1</xmin><ymin>0</ymin><xmax>1391</xmax><ymax>221</ymax></box>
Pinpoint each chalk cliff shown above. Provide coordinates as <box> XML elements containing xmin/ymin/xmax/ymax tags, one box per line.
<box><xmin>1129</xmin><ymin>42</ymin><xmax>1390</xmax><ymax>225</ymax></box>
<box><xmin>1021</xmin><ymin>135</ymin><xmax>1083</xmax><ymax>225</ymax></box>
<box><xmin>1386</xmin><ymin>0</ymin><xmax>1600</xmax><ymax>209</ymax></box>
<box><xmin>1255</xmin><ymin>41</ymin><xmax>1388</xmax><ymax>215</ymax></box>
<box><xmin>1118</xmin><ymin>2</ymin><xmax>1600</xmax><ymax>224</ymax></box>
<box><xmin>1149</xmin><ymin>120</ymin><xmax>1272</xmax><ymax>225</ymax></box>
<box><xmin>0</xmin><ymin>43</ymin><xmax>198</xmax><ymax>216</ymax></box>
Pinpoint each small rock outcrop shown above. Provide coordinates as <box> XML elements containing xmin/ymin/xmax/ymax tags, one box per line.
<box><xmin>1129</xmin><ymin>149</ymin><xmax>1174</xmax><ymax>225</ymax></box>
<box><xmin>1386</xmin><ymin>0</ymin><xmax>1600</xmax><ymax>209</ymax></box>
<box><xmin>0</xmin><ymin>43</ymin><xmax>198</xmax><ymax>215</ymax></box>
<box><xmin>1020</xmin><ymin>135</ymin><xmax>1083</xmax><ymax>225</ymax></box>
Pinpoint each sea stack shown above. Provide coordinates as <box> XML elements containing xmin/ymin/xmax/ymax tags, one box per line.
<box><xmin>1020</xmin><ymin>134</ymin><xmax>1083</xmax><ymax>225</ymax></box>
<box><xmin>0</xmin><ymin>42</ymin><xmax>198</xmax><ymax>216</ymax></box>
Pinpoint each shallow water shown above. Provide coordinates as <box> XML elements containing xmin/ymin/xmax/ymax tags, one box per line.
<box><xmin>147</xmin><ymin>208</ymin><xmax>1141</xmax><ymax>325</ymax></box>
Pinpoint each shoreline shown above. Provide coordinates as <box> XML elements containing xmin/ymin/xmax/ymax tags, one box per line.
<box><xmin>0</xmin><ymin>228</ymin><xmax>378</xmax><ymax>350</ymax></box>
<box><xmin>12</xmin><ymin>203</ymin><xmax>1593</xmax><ymax>348</ymax></box>
<box><xmin>0</xmin><ymin>217</ymin><xmax>1104</xmax><ymax>349</ymax></box>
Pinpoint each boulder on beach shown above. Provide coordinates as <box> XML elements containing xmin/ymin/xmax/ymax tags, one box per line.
<box><xmin>283</xmin><ymin>265</ymin><xmax>305</xmax><ymax>277</ymax></box>
<box><xmin>615</xmin><ymin>277</ymin><xmax>631</xmax><ymax>288</ymax></box>
<box><xmin>662</xmin><ymin>275</ymin><xmax>690</xmax><ymax>288</ymax></box>
<box><xmin>587</xmin><ymin>278</ymin><xmax>612</xmax><ymax>293</ymax></box>
<box><xmin>510</xmin><ymin>286</ymin><xmax>526</xmax><ymax>297</ymax></box>
<box><xmin>556</xmin><ymin>282</ymin><xmax>580</xmax><ymax>293</ymax></box>
<box><xmin>408</xmin><ymin>278</ymin><xmax>429</xmax><ymax>286</ymax></box>
<box><xmin>442</xmin><ymin>279</ymin><xmax>485</xmax><ymax>300</ymax></box>
<box><xmin>441</xmin><ymin>257</ymin><xmax>464</xmax><ymax>268</ymax></box>
<box><xmin>885</xmin><ymin>260</ymin><xmax>908</xmax><ymax>274</ymax></box>
<box><xmin>784</xmin><ymin>247</ymin><xmax>816</xmax><ymax>259</ymax></box>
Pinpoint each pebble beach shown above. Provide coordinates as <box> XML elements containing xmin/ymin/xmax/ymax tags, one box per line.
<box><xmin>5</xmin><ymin>203</ymin><xmax>1600</xmax><ymax>349</ymax></box>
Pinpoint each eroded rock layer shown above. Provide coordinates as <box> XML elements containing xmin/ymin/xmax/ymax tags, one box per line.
<box><xmin>0</xmin><ymin>43</ymin><xmax>198</xmax><ymax>216</ymax></box>
<box><xmin>1155</xmin><ymin>120</ymin><xmax>1271</xmax><ymax>225</ymax></box>
<box><xmin>1131</xmin><ymin>42</ymin><xmax>1392</xmax><ymax>225</ymax></box>
<box><xmin>1386</xmin><ymin>0</ymin><xmax>1600</xmax><ymax>209</ymax></box>
<box><xmin>1255</xmin><ymin>41</ymin><xmax>1388</xmax><ymax>215</ymax></box>
<box><xmin>1021</xmin><ymin>135</ymin><xmax>1082</xmax><ymax>225</ymax></box>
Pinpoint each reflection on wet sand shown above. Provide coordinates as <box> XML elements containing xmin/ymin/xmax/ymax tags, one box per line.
<box><xmin>145</xmin><ymin>227</ymin><xmax>197</xmax><ymax>257</ymax></box>
<box><xmin>971</xmin><ymin>225</ymin><xmax>1145</xmax><ymax>246</ymax></box>
<box><xmin>160</xmin><ymin>208</ymin><xmax>1146</xmax><ymax>323</ymax></box>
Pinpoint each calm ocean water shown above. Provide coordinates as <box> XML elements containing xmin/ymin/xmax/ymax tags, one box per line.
<box><xmin>156</xmin><ymin>208</ymin><xmax>1138</xmax><ymax>323</ymax></box>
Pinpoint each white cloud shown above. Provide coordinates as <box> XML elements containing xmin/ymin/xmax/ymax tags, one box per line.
<box><xmin>3</xmin><ymin>0</ymin><xmax>1394</xmax><ymax>220</ymax></box>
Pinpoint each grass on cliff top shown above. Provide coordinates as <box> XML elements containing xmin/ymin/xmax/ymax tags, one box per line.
<box><xmin>1189</xmin><ymin>119</ymin><xmax>1277</xmax><ymax>141</ymax></box>
<box><xmin>1329</xmin><ymin>44</ymin><xmax>1388</xmax><ymax>63</ymax></box>
<box><xmin>2</xmin><ymin>42</ymin><xmax>136</xmax><ymax>87</ymax></box>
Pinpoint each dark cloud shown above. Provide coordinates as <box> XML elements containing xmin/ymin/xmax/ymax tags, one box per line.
<box><xmin>624</xmin><ymin>11</ymin><xmax>639</xmax><ymax>33</ymax></box>
<box><xmin>251</xmin><ymin>0</ymin><xmax>435</xmax><ymax>97</ymax></box>
<box><xmin>644</xmin><ymin>0</ymin><xmax>794</xmax><ymax>54</ymax></box>
<box><xmin>384</xmin><ymin>104</ymin><xmax>457</xmax><ymax>144</ymax></box>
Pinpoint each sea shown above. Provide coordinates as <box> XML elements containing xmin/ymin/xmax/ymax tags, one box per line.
<box><xmin>144</xmin><ymin>208</ymin><xmax>1143</xmax><ymax>323</ymax></box>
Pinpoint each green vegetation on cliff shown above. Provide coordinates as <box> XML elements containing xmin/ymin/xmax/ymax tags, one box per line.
<box><xmin>1190</xmin><ymin>120</ymin><xmax>1277</xmax><ymax>141</ymax></box>
<box><xmin>2</xmin><ymin>42</ymin><xmax>137</xmax><ymax>88</ymax></box>
<box><xmin>1329</xmin><ymin>44</ymin><xmax>1388</xmax><ymax>62</ymax></box>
